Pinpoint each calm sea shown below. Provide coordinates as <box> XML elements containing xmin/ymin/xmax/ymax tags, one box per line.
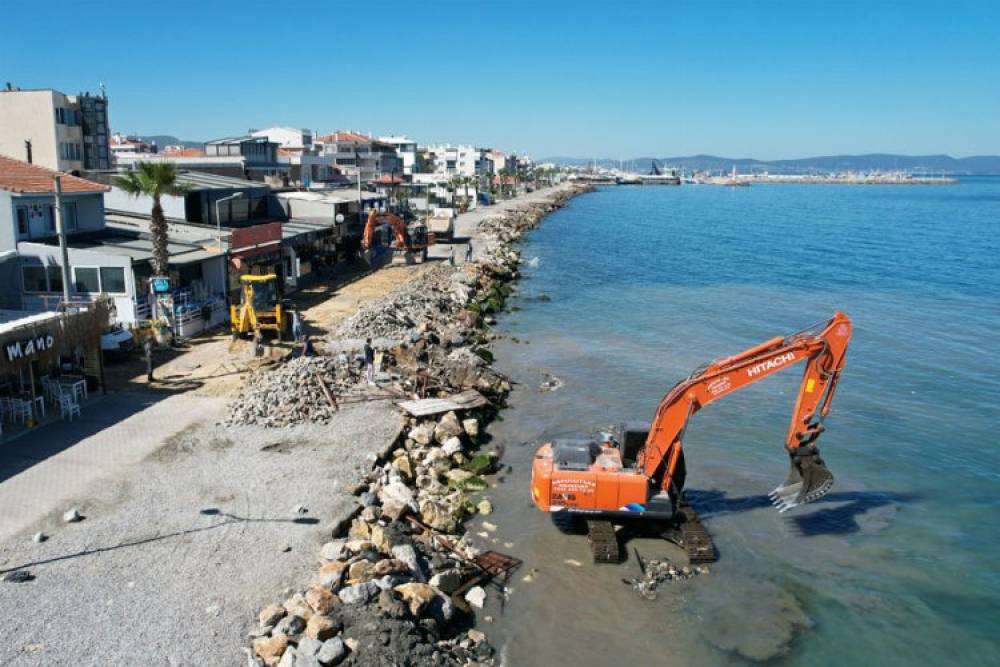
<box><xmin>482</xmin><ymin>179</ymin><xmax>1000</xmax><ymax>666</ymax></box>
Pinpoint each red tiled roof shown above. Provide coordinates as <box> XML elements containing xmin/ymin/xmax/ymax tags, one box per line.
<box><xmin>316</xmin><ymin>131</ymin><xmax>371</xmax><ymax>144</ymax></box>
<box><xmin>371</xmin><ymin>173</ymin><xmax>406</xmax><ymax>185</ymax></box>
<box><xmin>162</xmin><ymin>147</ymin><xmax>205</xmax><ymax>157</ymax></box>
<box><xmin>0</xmin><ymin>155</ymin><xmax>110</xmax><ymax>194</ymax></box>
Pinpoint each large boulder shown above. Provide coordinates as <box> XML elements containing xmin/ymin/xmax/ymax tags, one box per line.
<box><xmin>305</xmin><ymin>586</ymin><xmax>340</xmax><ymax>615</ymax></box>
<box><xmin>253</xmin><ymin>634</ymin><xmax>289</xmax><ymax>667</ymax></box>
<box><xmin>442</xmin><ymin>436</ymin><xmax>463</xmax><ymax>456</ymax></box>
<box><xmin>338</xmin><ymin>581</ymin><xmax>378</xmax><ymax>605</ymax></box>
<box><xmin>258</xmin><ymin>603</ymin><xmax>286</xmax><ymax>628</ymax></box>
<box><xmin>408</xmin><ymin>423</ymin><xmax>434</xmax><ymax>445</ymax></box>
<box><xmin>462</xmin><ymin>418</ymin><xmax>480</xmax><ymax>439</ymax></box>
<box><xmin>320</xmin><ymin>540</ymin><xmax>347</xmax><ymax>562</ymax></box>
<box><xmin>394</xmin><ymin>582</ymin><xmax>437</xmax><ymax>616</ymax></box>
<box><xmin>434</xmin><ymin>411</ymin><xmax>464</xmax><ymax>443</ymax></box>
<box><xmin>378</xmin><ymin>481</ymin><xmax>416</xmax><ymax>511</ymax></box>
<box><xmin>317</xmin><ymin>637</ymin><xmax>347</xmax><ymax>665</ymax></box>
<box><xmin>391</xmin><ymin>543</ymin><xmax>426</xmax><ymax>582</ymax></box>
<box><xmin>305</xmin><ymin>614</ymin><xmax>340</xmax><ymax>641</ymax></box>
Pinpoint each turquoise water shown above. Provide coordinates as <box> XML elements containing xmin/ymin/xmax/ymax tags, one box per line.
<box><xmin>483</xmin><ymin>180</ymin><xmax>1000</xmax><ymax>665</ymax></box>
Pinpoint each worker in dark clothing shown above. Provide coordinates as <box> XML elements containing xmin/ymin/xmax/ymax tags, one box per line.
<box><xmin>143</xmin><ymin>337</ymin><xmax>155</xmax><ymax>382</ymax></box>
<box><xmin>465</xmin><ymin>241</ymin><xmax>473</xmax><ymax>263</ymax></box>
<box><xmin>302</xmin><ymin>335</ymin><xmax>315</xmax><ymax>357</ymax></box>
<box><xmin>364</xmin><ymin>338</ymin><xmax>375</xmax><ymax>384</ymax></box>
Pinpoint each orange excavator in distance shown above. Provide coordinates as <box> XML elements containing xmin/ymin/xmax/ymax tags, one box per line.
<box><xmin>362</xmin><ymin>210</ymin><xmax>433</xmax><ymax>263</ymax></box>
<box><xmin>531</xmin><ymin>312</ymin><xmax>853</xmax><ymax>563</ymax></box>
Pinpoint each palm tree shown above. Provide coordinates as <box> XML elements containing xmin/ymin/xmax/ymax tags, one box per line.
<box><xmin>113</xmin><ymin>162</ymin><xmax>190</xmax><ymax>275</ymax></box>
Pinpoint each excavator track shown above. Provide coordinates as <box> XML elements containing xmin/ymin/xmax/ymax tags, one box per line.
<box><xmin>673</xmin><ymin>505</ymin><xmax>717</xmax><ymax>564</ymax></box>
<box><xmin>587</xmin><ymin>520</ymin><xmax>623</xmax><ymax>564</ymax></box>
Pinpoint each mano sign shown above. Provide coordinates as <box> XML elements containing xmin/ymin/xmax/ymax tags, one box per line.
<box><xmin>5</xmin><ymin>333</ymin><xmax>55</xmax><ymax>362</ymax></box>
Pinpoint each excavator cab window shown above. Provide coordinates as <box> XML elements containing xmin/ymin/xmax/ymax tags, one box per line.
<box><xmin>621</xmin><ymin>423</ymin><xmax>650</xmax><ymax>468</ymax></box>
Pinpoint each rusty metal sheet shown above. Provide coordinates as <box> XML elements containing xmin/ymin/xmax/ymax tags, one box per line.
<box><xmin>397</xmin><ymin>389</ymin><xmax>489</xmax><ymax>417</ymax></box>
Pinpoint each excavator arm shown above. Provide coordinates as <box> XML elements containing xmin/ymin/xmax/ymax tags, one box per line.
<box><xmin>638</xmin><ymin>311</ymin><xmax>852</xmax><ymax>511</ymax></box>
<box><xmin>362</xmin><ymin>210</ymin><xmax>409</xmax><ymax>251</ymax></box>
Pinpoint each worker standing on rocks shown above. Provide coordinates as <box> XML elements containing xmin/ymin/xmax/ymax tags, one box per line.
<box><xmin>465</xmin><ymin>241</ymin><xmax>473</xmax><ymax>263</ymax></box>
<box><xmin>364</xmin><ymin>338</ymin><xmax>375</xmax><ymax>384</ymax></box>
<box><xmin>448</xmin><ymin>246</ymin><xmax>455</xmax><ymax>266</ymax></box>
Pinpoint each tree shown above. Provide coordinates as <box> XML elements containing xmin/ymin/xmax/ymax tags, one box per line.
<box><xmin>113</xmin><ymin>162</ymin><xmax>191</xmax><ymax>275</ymax></box>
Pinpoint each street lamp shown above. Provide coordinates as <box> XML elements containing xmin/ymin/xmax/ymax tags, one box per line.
<box><xmin>215</xmin><ymin>192</ymin><xmax>244</xmax><ymax>250</ymax></box>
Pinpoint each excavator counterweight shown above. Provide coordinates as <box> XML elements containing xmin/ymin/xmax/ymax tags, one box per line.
<box><xmin>530</xmin><ymin>312</ymin><xmax>853</xmax><ymax>562</ymax></box>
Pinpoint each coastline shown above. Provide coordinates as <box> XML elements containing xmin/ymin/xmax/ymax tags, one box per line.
<box><xmin>239</xmin><ymin>181</ymin><xmax>590</xmax><ymax>666</ymax></box>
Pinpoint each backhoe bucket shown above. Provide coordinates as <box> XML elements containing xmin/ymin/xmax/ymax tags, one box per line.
<box><xmin>769</xmin><ymin>444</ymin><xmax>834</xmax><ymax>512</ymax></box>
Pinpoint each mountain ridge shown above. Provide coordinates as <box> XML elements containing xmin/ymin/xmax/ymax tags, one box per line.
<box><xmin>541</xmin><ymin>153</ymin><xmax>1000</xmax><ymax>175</ymax></box>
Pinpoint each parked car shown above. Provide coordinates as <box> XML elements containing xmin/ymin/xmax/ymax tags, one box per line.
<box><xmin>101</xmin><ymin>326</ymin><xmax>135</xmax><ymax>356</ymax></box>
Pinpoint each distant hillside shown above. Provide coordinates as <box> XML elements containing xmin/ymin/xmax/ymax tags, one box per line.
<box><xmin>136</xmin><ymin>134</ymin><xmax>203</xmax><ymax>149</ymax></box>
<box><xmin>542</xmin><ymin>154</ymin><xmax>1000</xmax><ymax>175</ymax></box>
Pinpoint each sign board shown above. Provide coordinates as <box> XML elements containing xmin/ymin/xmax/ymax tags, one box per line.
<box><xmin>150</xmin><ymin>276</ymin><xmax>171</xmax><ymax>294</ymax></box>
<box><xmin>231</xmin><ymin>222</ymin><xmax>283</xmax><ymax>258</ymax></box>
<box><xmin>5</xmin><ymin>333</ymin><xmax>55</xmax><ymax>362</ymax></box>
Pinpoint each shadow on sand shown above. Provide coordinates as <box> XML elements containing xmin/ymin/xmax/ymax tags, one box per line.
<box><xmin>0</xmin><ymin>510</ymin><xmax>319</xmax><ymax>576</ymax></box>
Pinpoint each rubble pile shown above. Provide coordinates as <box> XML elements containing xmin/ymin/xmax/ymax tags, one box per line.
<box><xmin>224</xmin><ymin>356</ymin><xmax>364</xmax><ymax>428</ymax></box>
<box><xmin>246</xmin><ymin>186</ymin><xmax>588</xmax><ymax>666</ymax></box>
<box><xmin>625</xmin><ymin>559</ymin><xmax>711</xmax><ymax>601</ymax></box>
<box><xmin>334</xmin><ymin>265</ymin><xmax>460</xmax><ymax>342</ymax></box>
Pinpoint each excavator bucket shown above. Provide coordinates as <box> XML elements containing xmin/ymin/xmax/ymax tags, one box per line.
<box><xmin>769</xmin><ymin>444</ymin><xmax>834</xmax><ymax>512</ymax></box>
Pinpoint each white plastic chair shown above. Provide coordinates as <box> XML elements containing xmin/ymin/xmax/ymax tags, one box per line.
<box><xmin>10</xmin><ymin>399</ymin><xmax>32</xmax><ymax>424</ymax></box>
<box><xmin>59</xmin><ymin>394</ymin><xmax>81</xmax><ymax>421</ymax></box>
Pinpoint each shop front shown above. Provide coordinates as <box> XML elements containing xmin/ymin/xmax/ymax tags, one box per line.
<box><xmin>0</xmin><ymin>302</ymin><xmax>108</xmax><ymax>430</ymax></box>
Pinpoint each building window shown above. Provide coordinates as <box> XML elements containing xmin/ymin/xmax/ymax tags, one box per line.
<box><xmin>48</xmin><ymin>266</ymin><xmax>63</xmax><ymax>294</ymax></box>
<box><xmin>62</xmin><ymin>202</ymin><xmax>78</xmax><ymax>231</ymax></box>
<box><xmin>22</xmin><ymin>266</ymin><xmax>48</xmax><ymax>292</ymax></box>
<box><xmin>73</xmin><ymin>267</ymin><xmax>100</xmax><ymax>293</ymax></box>
<box><xmin>16</xmin><ymin>207</ymin><xmax>29</xmax><ymax>236</ymax></box>
<box><xmin>100</xmin><ymin>267</ymin><xmax>126</xmax><ymax>294</ymax></box>
<box><xmin>60</xmin><ymin>143</ymin><xmax>82</xmax><ymax>161</ymax></box>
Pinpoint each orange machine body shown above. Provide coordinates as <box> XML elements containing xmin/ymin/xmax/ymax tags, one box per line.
<box><xmin>362</xmin><ymin>210</ymin><xmax>433</xmax><ymax>253</ymax></box>
<box><xmin>531</xmin><ymin>312</ymin><xmax>853</xmax><ymax>517</ymax></box>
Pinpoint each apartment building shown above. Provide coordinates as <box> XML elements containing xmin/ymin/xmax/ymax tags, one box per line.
<box><xmin>378</xmin><ymin>135</ymin><xmax>418</xmax><ymax>175</ymax></box>
<box><xmin>315</xmin><ymin>131</ymin><xmax>403</xmax><ymax>181</ymax></box>
<box><xmin>0</xmin><ymin>86</ymin><xmax>111</xmax><ymax>172</ymax></box>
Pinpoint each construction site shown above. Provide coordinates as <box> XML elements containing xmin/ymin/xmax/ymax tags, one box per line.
<box><xmin>0</xmin><ymin>184</ymin><xmax>586</xmax><ymax>666</ymax></box>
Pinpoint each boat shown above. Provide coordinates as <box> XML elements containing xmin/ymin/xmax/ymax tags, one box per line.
<box><xmin>639</xmin><ymin>160</ymin><xmax>681</xmax><ymax>185</ymax></box>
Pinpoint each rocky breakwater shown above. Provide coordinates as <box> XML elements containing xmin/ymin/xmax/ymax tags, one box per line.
<box><xmin>238</xmin><ymin>187</ymin><xmax>585</xmax><ymax>666</ymax></box>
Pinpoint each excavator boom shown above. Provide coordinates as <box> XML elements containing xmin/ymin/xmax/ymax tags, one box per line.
<box><xmin>639</xmin><ymin>312</ymin><xmax>851</xmax><ymax>511</ymax></box>
<box><xmin>531</xmin><ymin>312</ymin><xmax>853</xmax><ymax>523</ymax></box>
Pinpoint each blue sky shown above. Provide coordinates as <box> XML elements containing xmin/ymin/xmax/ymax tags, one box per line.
<box><xmin>3</xmin><ymin>0</ymin><xmax>998</xmax><ymax>159</ymax></box>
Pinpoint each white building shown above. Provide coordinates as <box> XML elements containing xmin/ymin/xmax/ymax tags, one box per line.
<box><xmin>421</xmin><ymin>144</ymin><xmax>485</xmax><ymax>178</ymax></box>
<box><xmin>378</xmin><ymin>135</ymin><xmax>418</xmax><ymax>175</ymax></box>
<box><xmin>250</xmin><ymin>126</ymin><xmax>314</xmax><ymax>153</ymax></box>
<box><xmin>315</xmin><ymin>131</ymin><xmax>403</xmax><ymax>182</ymax></box>
<box><xmin>0</xmin><ymin>86</ymin><xmax>111</xmax><ymax>172</ymax></box>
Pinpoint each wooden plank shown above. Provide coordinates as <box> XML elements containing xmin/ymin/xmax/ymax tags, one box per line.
<box><xmin>397</xmin><ymin>389</ymin><xmax>489</xmax><ymax>417</ymax></box>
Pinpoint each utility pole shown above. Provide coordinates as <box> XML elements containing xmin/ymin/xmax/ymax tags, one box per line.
<box><xmin>53</xmin><ymin>176</ymin><xmax>72</xmax><ymax>309</ymax></box>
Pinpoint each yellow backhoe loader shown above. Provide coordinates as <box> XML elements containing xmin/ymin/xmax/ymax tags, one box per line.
<box><xmin>229</xmin><ymin>274</ymin><xmax>290</xmax><ymax>341</ymax></box>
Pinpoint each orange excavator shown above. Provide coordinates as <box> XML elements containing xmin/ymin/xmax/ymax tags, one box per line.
<box><xmin>531</xmin><ymin>312</ymin><xmax>852</xmax><ymax>563</ymax></box>
<box><xmin>362</xmin><ymin>210</ymin><xmax>433</xmax><ymax>263</ymax></box>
